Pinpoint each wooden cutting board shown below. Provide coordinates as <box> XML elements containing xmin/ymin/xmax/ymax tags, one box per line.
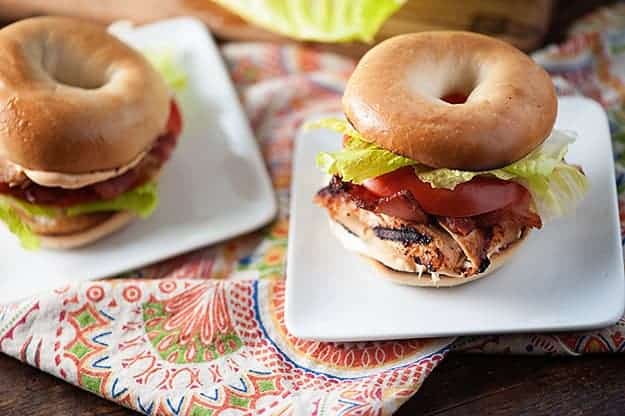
<box><xmin>0</xmin><ymin>1</ymin><xmax>283</xmax><ymax>40</ymax></box>
<box><xmin>0</xmin><ymin>0</ymin><xmax>552</xmax><ymax>57</ymax></box>
<box><xmin>0</xmin><ymin>0</ymin><xmax>371</xmax><ymax>57</ymax></box>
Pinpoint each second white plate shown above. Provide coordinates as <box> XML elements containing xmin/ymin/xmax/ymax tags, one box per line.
<box><xmin>286</xmin><ymin>97</ymin><xmax>624</xmax><ymax>342</ymax></box>
<box><xmin>0</xmin><ymin>18</ymin><xmax>277</xmax><ymax>303</ymax></box>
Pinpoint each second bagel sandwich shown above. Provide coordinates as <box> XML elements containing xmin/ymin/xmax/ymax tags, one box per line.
<box><xmin>0</xmin><ymin>17</ymin><xmax>182</xmax><ymax>249</ymax></box>
<box><xmin>309</xmin><ymin>32</ymin><xmax>589</xmax><ymax>287</ymax></box>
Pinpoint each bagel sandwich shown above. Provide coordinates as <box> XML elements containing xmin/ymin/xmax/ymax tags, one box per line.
<box><xmin>309</xmin><ymin>32</ymin><xmax>588</xmax><ymax>287</ymax></box>
<box><xmin>0</xmin><ymin>17</ymin><xmax>182</xmax><ymax>249</ymax></box>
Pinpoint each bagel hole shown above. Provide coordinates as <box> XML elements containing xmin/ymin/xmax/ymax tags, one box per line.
<box><xmin>51</xmin><ymin>71</ymin><xmax>106</xmax><ymax>90</ymax></box>
<box><xmin>40</xmin><ymin>49</ymin><xmax>108</xmax><ymax>90</ymax></box>
<box><xmin>441</xmin><ymin>92</ymin><xmax>468</xmax><ymax>104</ymax></box>
<box><xmin>439</xmin><ymin>69</ymin><xmax>479</xmax><ymax>105</ymax></box>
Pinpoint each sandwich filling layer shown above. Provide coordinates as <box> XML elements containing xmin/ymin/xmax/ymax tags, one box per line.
<box><xmin>315</xmin><ymin>176</ymin><xmax>539</xmax><ymax>277</ymax></box>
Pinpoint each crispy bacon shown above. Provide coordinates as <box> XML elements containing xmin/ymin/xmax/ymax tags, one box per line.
<box><xmin>0</xmin><ymin>101</ymin><xmax>182</xmax><ymax>206</ymax></box>
<box><xmin>324</xmin><ymin>176</ymin><xmax>429</xmax><ymax>223</ymax></box>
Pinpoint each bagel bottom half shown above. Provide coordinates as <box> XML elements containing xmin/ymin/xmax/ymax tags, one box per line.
<box><xmin>329</xmin><ymin>219</ymin><xmax>529</xmax><ymax>288</ymax></box>
<box><xmin>39</xmin><ymin>211</ymin><xmax>135</xmax><ymax>249</ymax></box>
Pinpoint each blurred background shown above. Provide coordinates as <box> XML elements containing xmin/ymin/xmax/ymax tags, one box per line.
<box><xmin>0</xmin><ymin>0</ymin><xmax>619</xmax><ymax>55</ymax></box>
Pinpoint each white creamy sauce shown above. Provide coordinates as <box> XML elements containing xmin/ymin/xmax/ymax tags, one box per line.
<box><xmin>12</xmin><ymin>150</ymin><xmax>147</xmax><ymax>189</ymax></box>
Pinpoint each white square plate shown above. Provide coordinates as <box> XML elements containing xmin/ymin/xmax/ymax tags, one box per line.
<box><xmin>0</xmin><ymin>18</ymin><xmax>276</xmax><ymax>303</ymax></box>
<box><xmin>286</xmin><ymin>97</ymin><xmax>625</xmax><ymax>341</ymax></box>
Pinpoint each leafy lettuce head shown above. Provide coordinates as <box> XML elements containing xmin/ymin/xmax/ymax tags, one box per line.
<box><xmin>210</xmin><ymin>0</ymin><xmax>407</xmax><ymax>43</ymax></box>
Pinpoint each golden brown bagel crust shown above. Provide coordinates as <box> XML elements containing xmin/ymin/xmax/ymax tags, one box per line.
<box><xmin>0</xmin><ymin>17</ymin><xmax>170</xmax><ymax>173</ymax></box>
<box><xmin>11</xmin><ymin>207</ymin><xmax>114</xmax><ymax>236</ymax></box>
<box><xmin>39</xmin><ymin>211</ymin><xmax>135</xmax><ymax>249</ymax></box>
<box><xmin>343</xmin><ymin>31</ymin><xmax>557</xmax><ymax>170</ymax></box>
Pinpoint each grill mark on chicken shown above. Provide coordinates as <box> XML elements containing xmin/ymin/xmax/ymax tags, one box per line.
<box><xmin>478</xmin><ymin>257</ymin><xmax>491</xmax><ymax>273</ymax></box>
<box><xmin>373</xmin><ymin>226</ymin><xmax>432</xmax><ymax>246</ymax></box>
<box><xmin>338</xmin><ymin>221</ymin><xmax>358</xmax><ymax>236</ymax></box>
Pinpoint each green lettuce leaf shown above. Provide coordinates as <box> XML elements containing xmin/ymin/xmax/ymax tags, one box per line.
<box><xmin>1</xmin><ymin>195</ymin><xmax>60</xmax><ymax>218</ymax></box>
<box><xmin>0</xmin><ymin>200</ymin><xmax>39</xmax><ymax>249</ymax></box>
<box><xmin>0</xmin><ymin>182</ymin><xmax>158</xmax><ymax>250</ymax></box>
<box><xmin>144</xmin><ymin>50</ymin><xmax>188</xmax><ymax>92</ymax></box>
<box><xmin>211</xmin><ymin>0</ymin><xmax>406</xmax><ymax>43</ymax></box>
<box><xmin>1</xmin><ymin>182</ymin><xmax>159</xmax><ymax>220</ymax></box>
<box><xmin>307</xmin><ymin>118</ymin><xmax>416</xmax><ymax>183</ymax></box>
<box><xmin>417</xmin><ymin>131</ymin><xmax>573</xmax><ymax>189</ymax></box>
<box><xmin>66</xmin><ymin>182</ymin><xmax>158</xmax><ymax>218</ymax></box>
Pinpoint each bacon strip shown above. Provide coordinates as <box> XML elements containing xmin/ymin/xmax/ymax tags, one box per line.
<box><xmin>324</xmin><ymin>176</ymin><xmax>429</xmax><ymax>223</ymax></box>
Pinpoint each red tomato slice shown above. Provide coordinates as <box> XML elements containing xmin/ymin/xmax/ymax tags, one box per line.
<box><xmin>441</xmin><ymin>93</ymin><xmax>468</xmax><ymax>104</ymax></box>
<box><xmin>363</xmin><ymin>167</ymin><xmax>529</xmax><ymax>217</ymax></box>
<box><xmin>167</xmin><ymin>100</ymin><xmax>183</xmax><ymax>137</ymax></box>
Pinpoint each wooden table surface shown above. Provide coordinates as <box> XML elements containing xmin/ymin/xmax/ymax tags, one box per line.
<box><xmin>1</xmin><ymin>0</ymin><xmax>623</xmax><ymax>415</ymax></box>
<box><xmin>1</xmin><ymin>351</ymin><xmax>625</xmax><ymax>415</ymax></box>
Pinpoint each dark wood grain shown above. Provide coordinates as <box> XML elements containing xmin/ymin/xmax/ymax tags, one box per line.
<box><xmin>0</xmin><ymin>354</ymin><xmax>138</xmax><ymax>416</ymax></box>
<box><xmin>398</xmin><ymin>354</ymin><xmax>625</xmax><ymax>415</ymax></box>
<box><xmin>1</xmin><ymin>352</ymin><xmax>625</xmax><ymax>415</ymax></box>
